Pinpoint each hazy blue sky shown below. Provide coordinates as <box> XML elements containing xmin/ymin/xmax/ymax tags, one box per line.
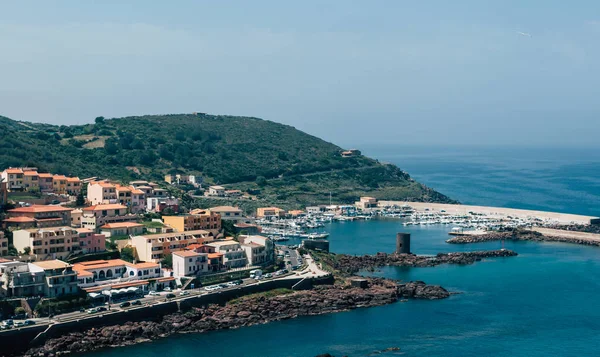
<box><xmin>1</xmin><ymin>1</ymin><xmax>599</xmax><ymax>147</ymax></box>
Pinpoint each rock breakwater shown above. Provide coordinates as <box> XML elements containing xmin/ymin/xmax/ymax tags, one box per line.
<box><xmin>24</xmin><ymin>278</ymin><xmax>447</xmax><ymax>357</ymax></box>
<box><xmin>446</xmin><ymin>230</ymin><xmax>600</xmax><ymax>247</ymax></box>
<box><xmin>322</xmin><ymin>250</ymin><xmax>517</xmax><ymax>275</ymax></box>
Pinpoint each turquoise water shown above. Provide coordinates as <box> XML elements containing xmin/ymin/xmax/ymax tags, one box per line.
<box><xmin>89</xmin><ymin>147</ymin><xmax>600</xmax><ymax>356</ymax></box>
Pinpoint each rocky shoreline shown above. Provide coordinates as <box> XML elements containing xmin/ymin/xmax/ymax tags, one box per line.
<box><xmin>319</xmin><ymin>250</ymin><xmax>518</xmax><ymax>275</ymax></box>
<box><xmin>446</xmin><ymin>230</ymin><xmax>600</xmax><ymax>247</ymax></box>
<box><xmin>23</xmin><ymin>278</ymin><xmax>448</xmax><ymax>357</ymax></box>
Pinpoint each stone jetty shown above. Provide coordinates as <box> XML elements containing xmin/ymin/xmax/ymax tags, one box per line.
<box><xmin>446</xmin><ymin>229</ymin><xmax>600</xmax><ymax>247</ymax></box>
<box><xmin>320</xmin><ymin>250</ymin><xmax>518</xmax><ymax>275</ymax></box>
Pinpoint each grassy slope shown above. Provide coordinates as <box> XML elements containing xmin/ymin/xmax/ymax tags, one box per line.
<box><xmin>0</xmin><ymin>113</ymin><xmax>456</xmax><ymax>207</ymax></box>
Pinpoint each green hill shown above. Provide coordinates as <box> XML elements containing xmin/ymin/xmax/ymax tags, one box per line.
<box><xmin>0</xmin><ymin>113</ymin><xmax>456</xmax><ymax>206</ymax></box>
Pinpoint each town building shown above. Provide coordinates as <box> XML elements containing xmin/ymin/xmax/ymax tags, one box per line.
<box><xmin>172</xmin><ymin>250</ymin><xmax>208</xmax><ymax>278</ymax></box>
<box><xmin>0</xmin><ymin>261</ymin><xmax>46</xmax><ymax>297</ymax></box>
<box><xmin>205</xmin><ymin>240</ymin><xmax>247</xmax><ymax>268</ymax></box>
<box><xmin>22</xmin><ymin>171</ymin><xmax>40</xmax><ymax>192</ymax></box>
<box><xmin>163</xmin><ymin>210</ymin><xmax>221</xmax><ymax>233</ymax></box>
<box><xmin>72</xmin><ymin>259</ymin><xmax>161</xmax><ymax>290</ymax></box>
<box><xmin>146</xmin><ymin>197</ymin><xmax>179</xmax><ymax>213</ymax></box>
<box><xmin>256</xmin><ymin>207</ymin><xmax>286</xmax><ymax>218</ymax></box>
<box><xmin>86</xmin><ymin>181</ymin><xmax>117</xmax><ymax>205</ymax></box>
<box><xmin>130</xmin><ymin>187</ymin><xmax>146</xmax><ymax>213</ymax></box>
<box><xmin>65</xmin><ymin>177</ymin><xmax>82</xmax><ymax>195</ymax></box>
<box><xmin>288</xmin><ymin>210</ymin><xmax>305</xmax><ymax>217</ymax></box>
<box><xmin>233</xmin><ymin>222</ymin><xmax>262</xmax><ymax>235</ymax></box>
<box><xmin>38</xmin><ymin>173</ymin><xmax>54</xmax><ymax>192</ymax></box>
<box><xmin>165</xmin><ymin>174</ymin><xmax>199</xmax><ymax>186</ymax></box>
<box><xmin>225</xmin><ymin>190</ymin><xmax>242</xmax><ymax>197</ymax></box>
<box><xmin>13</xmin><ymin>226</ymin><xmax>79</xmax><ymax>259</ymax></box>
<box><xmin>29</xmin><ymin>260</ymin><xmax>79</xmax><ymax>298</ymax></box>
<box><xmin>151</xmin><ymin>188</ymin><xmax>168</xmax><ymax>198</ymax></box>
<box><xmin>0</xmin><ymin>180</ymin><xmax>7</xmax><ymax>208</ymax></box>
<box><xmin>306</xmin><ymin>205</ymin><xmax>327</xmax><ymax>215</ymax></box>
<box><xmin>355</xmin><ymin>196</ymin><xmax>378</xmax><ymax>210</ymax></box>
<box><xmin>115</xmin><ymin>185</ymin><xmax>133</xmax><ymax>207</ymax></box>
<box><xmin>81</xmin><ymin>204</ymin><xmax>136</xmax><ymax>232</ymax></box>
<box><xmin>1</xmin><ymin>168</ymin><xmax>25</xmax><ymax>191</ymax></box>
<box><xmin>208</xmin><ymin>206</ymin><xmax>244</xmax><ymax>221</ymax></box>
<box><xmin>3</xmin><ymin>205</ymin><xmax>73</xmax><ymax>230</ymax></box>
<box><xmin>99</xmin><ymin>222</ymin><xmax>144</xmax><ymax>238</ymax></box>
<box><xmin>75</xmin><ymin>228</ymin><xmax>106</xmax><ymax>254</ymax></box>
<box><xmin>71</xmin><ymin>208</ymin><xmax>83</xmax><ymax>227</ymax></box>
<box><xmin>131</xmin><ymin>230</ymin><xmax>215</xmax><ymax>263</ymax></box>
<box><xmin>239</xmin><ymin>235</ymin><xmax>274</xmax><ymax>266</ymax></box>
<box><xmin>0</xmin><ymin>231</ymin><xmax>8</xmax><ymax>256</ymax></box>
<box><xmin>129</xmin><ymin>180</ymin><xmax>149</xmax><ymax>188</ymax></box>
<box><xmin>207</xmin><ymin>185</ymin><xmax>225</xmax><ymax>197</ymax></box>
<box><xmin>341</xmin><ymin>149</ymin><xmax>361</xmax><ymax>158</ymax></box>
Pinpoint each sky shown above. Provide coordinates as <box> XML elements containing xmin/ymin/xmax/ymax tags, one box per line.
<box><xmin>1</xmin><ymin>1</ymin><xmax>599</xmax><ymax>147</ymax></box>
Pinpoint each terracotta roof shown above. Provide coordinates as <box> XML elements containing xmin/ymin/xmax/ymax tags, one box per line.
<box><xmin>130</xmin><ymin>188</ymin><xmax>144</xmax><ymax>194</ymax></box>
<box><xmin>8</xmin><ymin>205</ymin><xmax>72</xmax><ymax>213</ymax></box>
<box><xmin>115</xmin><ymin>185</ymin><xmax>131</xmax><ymax>192</ymax></box>
<box><xmin>127</xmin><ymin>262</ymin><xmax>159</xmax><ymax>269</ymax></box>
<box><xmin>3</xmin><ymin>217</ymin><xmax>36</xmax><ymax>223</ymax></box>
<box><xmin>31</xmin><ymin>260</ymin><xmax>71</xmax><ymax>270</ymax></box>
<box><xmin>209</xmin><ymin>185</ymin><xmax>225</xmax><ymax>190</ymax></box>
<box><xmin>53</xmin><ymin>175</ymin><xmax>67</xmax><ymax>180</ymax></box>
<box><xmin>66</xmin><ymin>177</ymin><xmax>80</xmax><ymax>182</ymax></box>
<box><xmin>135</xmin><ymin>185</ymin><xmax>152</xmax><ymax>189</ymax></box>
<box><xmin>157</xmin><ymin>277</ymin><xmax>175</xmax><ymax>282</ymax></box>
<box><xmin>35</xmin><ymin>217</ymin><xmax>63</xmax><ymax>222</ymax></box>
<box><xmin>4</xmin><ymin>168</ymin><xmax>23</xmax><ymax>174</ymax></box>
<box><xmin>23</xmin><ymin>171</ymin><xmax>39</xmax><ymax>176</ymax></box>
<box><xmin>184</xmin><ymin>243</ymin><xmax>204</xmax><ymax>251</ymax></box>
<box><xmin>173</xmin><ymin>250</ymin><xmax>201</xmax><ymax>257</ymax></box>
<box><xmin>82</xmin><ymin>204</ymin><xmax>127</xmax><ymax>211</ymax></box>
<box><xmin>38</xmin><ymin>173</ymin><xmax>53</xmax><ymax>178</ymax></box>
<box><xmin>76</xmin><ymin>228</ymin><xmax>94</xmax><ymax>234</ymax></box>
<box><xmin>84</xmin><ymin>280</ymin><xmax>149</xmax><ymax>293</ymax></box>
<box><xmin>73</xmin><ymin>260</ymin><xmax>129</xmax><ymax>274</ymax></box>
<box><xmin>208</xmin><ymin>253</ymin><xmax>224</xmax><ymax>258</ymax></box>
<box><xmin>92</xmin><ymin>181</ymin><xmax>115</xmax><ymax>188</ymax></box>
<box><xmin>209</xmin><ymin>206</ymin><xmax>242</xmax><ymax>213</ymax></box>
<box><xmin>100</xmin><ymin>222</ymin><xmax>143</xmax><ymax>229</ymax></box>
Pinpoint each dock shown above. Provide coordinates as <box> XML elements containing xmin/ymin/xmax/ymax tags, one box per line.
<box><xmin>378</xmin><ymin>201</ymin><xmax>599</xmax><ymax>225</ymax></box>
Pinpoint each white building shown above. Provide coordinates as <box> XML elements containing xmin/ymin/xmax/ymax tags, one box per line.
<box><xmin>207</xmin><ymin>185</ymin><xmax>225</xmax><ymax>197</ymax></box>
<box><xmin>172</xmin><ymin>250</ymin><xmax>208</xmax><ymax>278</ymax></box>
<box><xmin>239</xmin><ymin>235</ymin><xmax>274</xmax><ymax>266</ymax></box>
<box><xmin>206</xmin><ymin>240</ymin><xmax>247</xmax><ymax>268</ymax></box>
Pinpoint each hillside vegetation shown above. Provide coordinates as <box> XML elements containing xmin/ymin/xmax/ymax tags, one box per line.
<box><xmin>0</xmin><ymin>113</ymin><xmax>456</xmax><ymax>206</ymax></box>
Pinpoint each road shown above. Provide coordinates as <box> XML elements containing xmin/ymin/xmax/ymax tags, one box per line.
<box><xmin>1</xmin><ymin>251</ymin><xmax>330</xmax><ymax>332</ymax></box>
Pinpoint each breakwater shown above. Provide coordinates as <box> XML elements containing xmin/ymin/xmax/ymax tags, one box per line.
<box><xmin>446</xmin><ymin>230</ymin><xmax>600</xmax><ymax>247</ymax></box>
<box><xmin>23</xmin><ymin>278</ymin><xmax>447</xmax><ymax>357</ymax></box>
<box><xmin>320</xmin><ymin>250</ymin><xmax>518</xmax><ymax>275</ymax></box>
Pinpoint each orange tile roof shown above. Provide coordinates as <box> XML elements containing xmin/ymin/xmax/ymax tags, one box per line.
<box><xmin>31</xmin><ymin>260</ymin><xmax>71</xmax><ymax>270</ymax></box>
<box><xmin>83</xmin><ymin>280</ymin><xmax>149</xmax><ymax>293</ymax></box>
<box><xmin>95</xmin><ymin>182</ymin><xmax>116</xmax><ymax>188</ymax></box>
<box><xmin>173</xmin><ymin>250</ymin><xmax>201</xmax><ymax>257</ymax></box>
<box><xmin>127</xmin><ymin>262</ymin><xmax>159</xmax><ymax>269</ymax></box>
<box><xmin>23</xmin><ymin>171</ymin><xmax>39</xmax><ymax>176</ymax></box>
<box><xmin>4</xmin><ymin>168</ymin><xmax>23</xmax><ymax>174</ymax></box>
<box><xmin>37</xmin><ymin>173</ymin><xmax>53</xmax><ymax>178</ymax></box>
<box><xmin>73</xmin><ymin>259</ymin><xmax>129</xmax><ymax>272</ymax></box>
<box><xmin>8</xmin><ymin>205</ymin><xmax>72</xmax><ymax>213</ymax></box>
<box><xmin>76</xmin><ymin>228</ymin><xmax>94</xmax><ymax>234</ymax></box>
<box><xmin>53</xmin><ymin>175</ymin><xmax>67</xmax><ymax>180</ymax></box>
<box><xmin>115</xmin><ymin>185</ymin><xmax>131</xmax><ymax>192</ymax></box>
<box><xmin>66</xmin><ymin>177</ymin><xmax>80</xmax><ymax>182</ymax></box>
<box><xmin>82</xmin><ymin>204</ymin><xmax>127</xmax><ymax>211</ymax></box>
<box><xmin>208</xmin><ymin>253</ymin><xmax>224</xmax><ymax>258</ymax></box>
<box><xmin>130</xmin><ymin>188</ymin><xmax>145</xmax><ymax>194</ymax></box>
<box><xmin>157</xmin><ymin>277</ymin><xmax>175</xmax><ymax>282</ymax></box>
<box><xmin>3</xmin><ymin>216</ymin><xmax>36</xmax><ymax>223</ymax></box>
<box><xmin>100</xmin><ymin>222</ymin><xmax>143</xmax><ymax>229</ymax></box>
<box><xmin>185</xmin><ymin>243</ymin><xmax>204</xmax><ymax>251</ymax></box>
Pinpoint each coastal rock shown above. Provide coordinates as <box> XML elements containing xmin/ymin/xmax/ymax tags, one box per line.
<box><xmin>446</xmin><ymin>229</ymin><xmax>600</xmax><ymax>247</ymax></box>
<box><xmin>23</xmin><ymin>278</ymin><xmax>446</xmax><ymax>357</ymax></box>
<box><xmin>321</xmin><ymin>250</ymin><xmax>518</xmax><ymax>275</ymax></box>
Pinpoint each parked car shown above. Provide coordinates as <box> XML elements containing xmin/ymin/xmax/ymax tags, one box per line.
<box><xmin>24</xmin><ymin>320</ymin><xmax>36</xmax><ymax>326</ymax></box>
<box><xmin>179</xmin><ymin>291</ymin><xmax>190</xmax><ymax>296</ymax></box>
<box><xmin>219</xmin><ymin>283</ymin><xmax>229</xmax><ymax>289</ymax></box>
<box><xmin>166</xmin><ymin>293</ymin><xmax>176</xmax><ymax>299</ymax></box>
<box><xmin>87</xmin><ymin>308</ymin><xmax>99</xmax><ymax>314</ymax></box>
<box><xmin>163</xmin><ymin>287</ymin><xmax>172</xmax><ymax>292</ymax></box>
<box><xmin>13</xmin><ymin>321</ymin><xmax>25</xmax><ymax>328</ymax></box>
<box><xmin>97</xmin><ymin>307</ymin><xmax>107</xmax><ymax>312</ymax></box>
<box><xmin>0</xmin><ymin>324</ymin><xmax>11</xmax><ymax>330</ymax></box>
<box><xmin>119</xmin><ymin>302</ymin><xmax>131</xmax><ymax>308</ymax></box>
<box><xmin>292</xmin><ymin>265</ymin><xmax>299</xmax><ymax>271</ymax></box>
<box><xmin>132</xmin><ymin>300</ymin><xmax>142</xmax><ymax>306</ymax></box>
<box><xmin>148</xmin><ymin>291</ymin><xmax>160</xmax><ymax>296</ymax></box>
<box><xmin>79</xmin><ymin>307</ymin><xmax>86</xmax><ymax>313</ymax></box>
<box><xmin>264</xmin><ymin>273</ymin><xmax>273</xmax><ymax>278</ymax></box>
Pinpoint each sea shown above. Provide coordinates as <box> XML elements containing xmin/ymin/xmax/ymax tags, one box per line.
<box><xmin>89</xmin><ymin>146</ymin><xmax>600</xmax><ymax>357</ymax></box>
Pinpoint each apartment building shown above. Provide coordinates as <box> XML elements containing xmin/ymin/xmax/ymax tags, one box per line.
<box><xmin>99</xmin><ymin>222</ymin><xmax>144</xmax><ymax>238</ymax></box>
<box><xmin>1</xmin><ymin>168</ymin><xmax>24</xmax><ymax>191</ymax></box>
<box><xmin>65</xmin><ymin>177</ymin><xmax>82</xmax><ymax>195</ymax></box>
<box><xmin>172</xmin><ymin>250</ymin><xmax>208</xmax><ymax>277</ymax></box>
<box><xmin>13</xmin><ymin>226</ymin><xmax>79</xmax><ymax>259</ymax></box>
<box><xmin>0</xmin><ymin>261</ymin><xmax>45</xmax><ymax>297</ymax></box>
<box><xmin>163</xmin><ymin>210</ymin><xmax>221</xmax><ymax>232</ymax></box>
<box><xmin>22</xmin><ymin>171</ymin><xmax>40</xmax><ymax>191</ymax></box>
<box><xmin>239</xmin><ymin>235</ymin><xmax>274</xmax><ymax>266</ymax></box>
<box><xmin>29</xmin><ymin>260</ymin><xmax>79</xmax><ymax>298</ymax></box>
<box><xmin>87</xmin><ymin>181</ymin><xmax>117</xmax><ymax>205</ymax></box>
<box><xmin>131</xmin><ymin>230</ymin><xmax>215</xmax><ymax>263</ymax></box>
<box><xmin>146</xmin><ymin>197</ymin><xmax>179</xmax><ymax>213</ymax></box>
<box><xmin>256</xmin><ymin>207</ymin><xmax>287</xmax><ymax>218</ymax></box>
<box><xmin>355</xmin><ymin>196</ymin><xmax>378</xmax><ymax>210</ymax></box>
<box><xmin>38</xmin><ymin>173</ymin><xmax>54</xmax><ymax>192</ymax></box>
<box><xmin>81</xmin><ymin>204</ymin><xmax>136</xmax><ymax>232</ymax></box>
<box><xmin>75</xmin><ymin>228</ymin><xmax>106</xmax><ymax>254</ymax></box>
<box><xmin>205</xmin><ymin>239</ymin><xmax>247</xmax><ymax>268</ymax></box>
<box><xmin>208</xmin><ymin>206</ymin><xmax>244</xmax><ymax>221</ymax></box>
<box><xmin>3</xmin><ymin>205</ymin><xmax>73</xmax><ymax>230</ymax></box>
<box><xmin>207</xmin><ymin>185</ymin><xmax>225</xmax><ymax>197</ymax></box>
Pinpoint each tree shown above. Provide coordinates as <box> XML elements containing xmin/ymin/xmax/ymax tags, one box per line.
<box><xmin>95</xmin><ymin>116</ymin><xmax>105</xmax><ymax>124</ymax></box>
<box><xmin>120</xmin><ymin>247</ymin><xmax>135</xmax><ymax>263</ymax></box>
<box><xmin>23</xmin><ymin>246</ymin><xmax>31</xmax><ymax>255</ymax></box>
<box><xmin>256</xmin><ymin>176</ymin><xmax>267</xmax><ymax>187</ymax></box>
<box><xmin>161</xmin><ymin>254</ymin><xmax>173</xmax><ymax>269</ymax></box>
<box><xmin>76</xmin><ymin>191</ymin><xmax>85</xmax><ymax>206</ymax></box>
